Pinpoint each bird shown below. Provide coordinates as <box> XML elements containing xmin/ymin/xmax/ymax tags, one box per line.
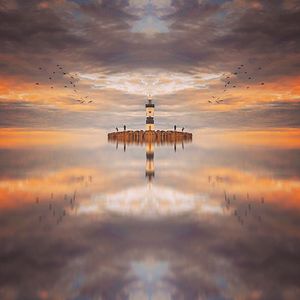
<box><xmin>182</xmin><ymin>127</ymin><xmax>185</xmax><ymax>132</ymax></box>
<box><xmin>261</xmin><ymin>82</ymin><xmax>265</xmax><ymax>85</ymax></box>
<box><xmin>35</xmin><ymin>82</ymin><xmax>39</xmax><ymax>85</ymax></box>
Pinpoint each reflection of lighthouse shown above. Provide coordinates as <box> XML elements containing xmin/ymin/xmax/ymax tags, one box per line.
<box><xmin>146</xmin><ymin>95</ymin><xmax>155</xmax><ymax>131</ymax></box>
<box><xmin>145</xmin><ymin>142</ymin><xmax>154</xmax><ymax>181</ymax></box>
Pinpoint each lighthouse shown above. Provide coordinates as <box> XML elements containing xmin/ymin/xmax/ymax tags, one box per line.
<box><xmin>145</xmin><ymin>95</ymin><xmax>155</xmax><ymax>131</ymax></box>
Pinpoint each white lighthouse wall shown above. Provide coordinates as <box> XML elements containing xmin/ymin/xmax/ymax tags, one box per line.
<box><xmin>146</xmin><ymin>124</ymin><xmax>155</xmax><ymax>130</ymax></box>
<box><xmin>146</xmin><ymin>107</ymin><xmax>154</xmax><ymax>117</ymax></box>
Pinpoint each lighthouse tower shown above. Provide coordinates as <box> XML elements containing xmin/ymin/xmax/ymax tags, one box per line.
<box><xmin>145</xmin><ymin>95</ymin><xmax>155</xmax><ymax>131</ymax></box>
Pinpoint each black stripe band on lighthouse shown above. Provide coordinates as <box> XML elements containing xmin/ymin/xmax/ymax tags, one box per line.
<box><xmin>145</xmin><ymin>95</ymin><xmax>155</xmax><ymax>131</ymax></box>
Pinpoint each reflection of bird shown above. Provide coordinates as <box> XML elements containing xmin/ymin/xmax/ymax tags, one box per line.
<box><xmin>223</xmin><ymin>190</ymin><xmax>266</xmax><ymax>227</ymax></box>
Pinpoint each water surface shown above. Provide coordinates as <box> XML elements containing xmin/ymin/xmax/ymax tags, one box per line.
<box><xmin>0</xmin><ymin>128</ymin><xmax>300</xmax><ymax>300</ymax></box>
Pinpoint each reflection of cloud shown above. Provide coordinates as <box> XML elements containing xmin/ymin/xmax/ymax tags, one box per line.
<box><xmin>0</xmin><ymin>129</ymin><xmax>300</xmax><ymax>298</ymax></box>
<box><xmin>100</xmin><ymin>185</ymin><xmax>200</xmax><ymax>217</ymax></box>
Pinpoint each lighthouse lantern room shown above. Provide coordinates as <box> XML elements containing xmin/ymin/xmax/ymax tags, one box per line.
<box><xmin>145</xmin><ymin>95</ymin><xmax>155</xmax><ymax>131</ymax></box>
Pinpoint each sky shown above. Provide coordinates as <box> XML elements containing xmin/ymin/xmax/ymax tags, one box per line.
<box><xmin>0</xmin><ymin>0</ymin><xmax>300</xmax><ymax>130</ymax></box>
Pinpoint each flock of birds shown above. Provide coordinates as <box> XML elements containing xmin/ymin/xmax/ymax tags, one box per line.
<box><xmin>34</xmin><ymin>64</ymin><xmax>93</xmax><ymax>104</ymax></box>
<box><xmin>208</xmin><ymin>64</ymin><xmax>265</xmax><ymax>105</ymax></box>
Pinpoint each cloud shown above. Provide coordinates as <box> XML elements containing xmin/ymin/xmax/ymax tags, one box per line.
<box><xmin>0</xmin><ymin>0</ymin><xmax>299</xmax><ymax>128</ymax></box>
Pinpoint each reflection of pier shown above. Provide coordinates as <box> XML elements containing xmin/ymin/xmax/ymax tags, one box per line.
<box><xmin>109</xmin><ymin>132</ymin><xmax>192</xmax><ymax>182</ymax></box>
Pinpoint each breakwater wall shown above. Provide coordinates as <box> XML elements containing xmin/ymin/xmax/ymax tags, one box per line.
<box><xmin>108</xmin><ymin>130</ymin><xmax>192</xmax><ymax>145</ymax></box>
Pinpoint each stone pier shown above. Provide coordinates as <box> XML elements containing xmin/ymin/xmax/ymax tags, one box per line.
<box><xmin>107</xmin><ymin>130</ymin><xmax>192</xmax><ymax>145</ymax></box>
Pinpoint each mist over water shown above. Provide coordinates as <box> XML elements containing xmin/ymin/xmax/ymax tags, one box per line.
<box><xmin>0</xmin><ymin>129</ymin><xmax>300</xmax><ymax>299</ymax></box>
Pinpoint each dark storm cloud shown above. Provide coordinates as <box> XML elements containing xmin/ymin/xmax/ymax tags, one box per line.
<box><xmin>0</xmin><ymin>0</ymin><xmax>299</xmax><ymax>129</ymax></box>
<box><xmin>0</xmin><ymin>98</ymin><xmax>146</xmax><ymax>129</ymax></box>
<box><xmin>163</xmin><ymin>0</ymin><xmax>300</xmax><ymax>76</ymax></box>
<box><xmin>1</xmin><ymin>97</ymin><xmax>300</xmax><ymax>131</ymax></box>
<box><xmin>0</xmin><ymin>0</ymin><xmax>298</xmax><ymax>75</ymax></box>
<box><xmin>155</xmin><ymin>99</ymin><xmax>300</xmax><ymax>129</ymax></box>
